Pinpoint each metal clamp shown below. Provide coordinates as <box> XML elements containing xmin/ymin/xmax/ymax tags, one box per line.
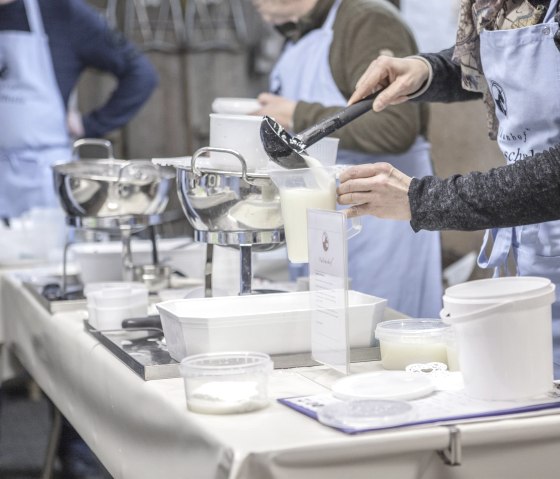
<box><xmin>72</xmin><ymin>138</ymin><xmax>114</xmax><ymax>160</ymax></box>
<box><xmin>437</xmin><ymin>426</ymin><xmax>462</xmax><ymax>466</ymax></box>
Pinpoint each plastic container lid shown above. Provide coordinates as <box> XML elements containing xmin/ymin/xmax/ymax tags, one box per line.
<box><xmin>179</xmin><ymin>352</ymin><xmax>273</xmax><ymax>378</ymax></box>
<box><xmin>317</xmin><ymin>399</ymin><xmax>414</xmax><ymax>430</ymax></box>
<box><xmin>444</xmin><ymin>276</ymin><xmax>552</xmax><ymax>302</ymax></box>
<box><xmin>332</xmin><ymin>371</ymin><xmax>434</xmax><ymax>401</ymax></box>
<box><xmin>375</xmin><ymin>319</ymin><xmax>450</xmax><ymax>344</ymax></box>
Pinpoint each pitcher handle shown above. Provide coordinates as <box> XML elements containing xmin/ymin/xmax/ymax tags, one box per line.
<box><xmin>347</xmin><ymin>216</ymin><xmax>362</xmax><ymax>239</ymax></box>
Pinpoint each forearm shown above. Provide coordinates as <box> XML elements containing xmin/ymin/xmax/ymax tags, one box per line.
<box><xmin>82</xmin><ymin>55</ymin><xmax>158</xmax><ymax>137</ymax></box>
<box><xmin>409</xmin><ymin>146</ymin><xmax>560</xmax><ymax>231</ymax></box>
<box><xmin>71</xmin><ymin>0</ymin><xmax>158</xmax><ymax>137</ymax></box>
<box><xmin>413</xmin><ymin>48</ymin><xmax>482</xmax><ymax>103</ymax></box>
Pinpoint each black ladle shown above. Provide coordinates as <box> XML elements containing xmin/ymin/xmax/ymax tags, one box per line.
<box><xmin>260</xmin><ymin>92</ymin><xmax>379</xmax><ymax>169</ymax></box>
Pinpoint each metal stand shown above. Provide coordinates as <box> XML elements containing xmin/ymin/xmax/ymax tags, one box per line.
<box><xmin>62</xmin><ymin>210</ymin><xmax>183</xmax><ymax>292</ymax></box>
<box><xmin>40</xmin><ymin>402</ymin><xmax>62</xmax><ymax>479</ymax></box>
<box><xmin>194</xmin><ymin>228</ymin><xmax>284</xmax><ymax>297</ymax></box>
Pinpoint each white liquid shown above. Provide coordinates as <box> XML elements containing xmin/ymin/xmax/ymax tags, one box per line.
<box><xmin>380</xmin><ymin>341</ymin><xmax>448</xmax><ymax>370</ymax></box>
<box><xmin>280</xmin><ymin>155</ymin><xmax>336</xmax><ymax>263</ymax></box>
<box><xmin>186</xmin><ymin>380</ymin><xmax>269</xmax><ymax>414</ymax></box>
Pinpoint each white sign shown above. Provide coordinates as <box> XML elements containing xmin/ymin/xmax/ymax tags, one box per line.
<box><xmin>307</xmin><ymin>209</ymin><xmax>350</xmax><ymax>374</ymax></box>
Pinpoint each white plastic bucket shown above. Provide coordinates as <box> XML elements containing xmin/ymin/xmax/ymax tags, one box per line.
<box><xmin>441</xmin><ymin>277</ymin><xmax>555</xmax><ymax>400</ymax></box>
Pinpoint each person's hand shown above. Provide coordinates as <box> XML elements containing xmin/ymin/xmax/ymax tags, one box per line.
<box><xmin>337</xmin><ymin>162</ymin><xmax>413</xmax><ymax>221</ymax></box>
<box><xmin>255</xmin><ymin>93</ymin><xmax>297</xmax><ymax>130</ymax></box>
<box><xmin>348</xmin><ymin>56</ymin><xmax>430</xmax><ymax>112</ymax></box>
<box><xmin>67</xmin><ymin>110</ymin><xmax>85</xmax><ymax>139</ymax></box>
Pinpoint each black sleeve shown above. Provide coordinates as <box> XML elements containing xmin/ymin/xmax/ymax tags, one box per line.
<box><xmin>409</xmin><ymin>145</ymin><xmax>560</xmax><ymax>231</ymax></box>
<box><xmin>68</xmin><ymin>0</ymin><xmax>158</xmax><ymax>137</ymax></box>
<box><xmin>412</xmin><ymin>47</ymin><xmax>483</xmax><ymax>103</ymax></box>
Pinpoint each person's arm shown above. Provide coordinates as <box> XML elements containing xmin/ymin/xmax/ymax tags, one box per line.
<box><xmin>412</xmin><ymin>48</ymin><xmax>482</xmax><ymax>103</ymax></box>
<box><xmin>409</xmin><ymin>146</ymin><xmax>560</xmax><ymax>231</ymax></box>
<box><xmin>294</xmin><ymin>1</ymin><xmax>424</xmax><ymax>155</ymax></box>
<box><xmin>349</xmin><ymin>48</ymin><xmax>481</xmax><ymax>111</ymax></box>
<box><xmin>68</xmin><ymin>0</ymin><xmax>158</xmax><ymax>138</ymax></box>
<box><xmin>337</xmin><ymin>146</ymin><xmax>560</xmax><ymax>232</ymax></box>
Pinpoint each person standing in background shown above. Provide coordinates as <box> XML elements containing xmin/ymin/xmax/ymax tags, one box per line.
<box><xmin>252</xmin><ymin>0</ymin><xmax>443</xmax><ymax>318</ymax></box>
<box><xmin>0</xmin><ymin>0</ymin><xmax>157</xmax><ymax>477</ymax></box>
<box><xmin>0</xmin><ymin>0</ymin><xmax>158</xmax><ymax>221</ymax></box>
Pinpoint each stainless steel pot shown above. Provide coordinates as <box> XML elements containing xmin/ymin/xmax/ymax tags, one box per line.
<box><xmin>176</xmin><ymin>147</ymin><xmax>284</xmax><ymax>245</ymax></box>
<box><xmin>53</xmin><ymin>139</ymin><xmax>175</xmax><ymax>218</ymax></box>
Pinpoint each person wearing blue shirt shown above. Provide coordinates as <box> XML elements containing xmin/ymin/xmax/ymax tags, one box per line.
<box><xmin>0</xmin><ymin>0</ymin><xmax>158</xmax><ymax>220</ymax></box>
<box><xmin>0</xmin><ymin>0</ymin><xmax>157</xmax><ymax>476</ymax></box>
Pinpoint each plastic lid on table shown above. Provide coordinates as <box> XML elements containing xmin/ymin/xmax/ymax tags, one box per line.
<box><xmin>317</xmin><ymin>399</ymin><xmax>415</xmax><ymax>430</ymax></box>
<box><xmin>332</xmin><ymin>371</ymin><xmax>435</xmax><ymax>401</ymax></box>
<box><xmin>375</xmin><ymin>319</ymin><xmax>450</xmax><ymax>343</ymax></box>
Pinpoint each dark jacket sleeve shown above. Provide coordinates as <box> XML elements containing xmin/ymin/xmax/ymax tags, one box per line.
<box><xmin>409</xmin><ymin>146</ymin><xmax>560</xmax><ymax>231</ymax></box>
<box><xmin>69</xmin><ymin>0</ymin><xmax>158</xmax><ymax>137</ymax></box>
<box><xmin>414</xmin><ymin>47</ymin><xmax>482</xmax><ymax>103</ymax></box>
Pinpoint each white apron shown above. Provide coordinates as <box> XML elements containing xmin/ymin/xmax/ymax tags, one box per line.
<box><xmin>0</xmin><ymin>0</ymin><xmax>71</xmax><ymax>218</ymax></box>
<box><xmin>270</xmin><ymin>0</ymin><xmax>443</xmax><ymax>317</ymax></box>
<box><xmin>478</xmin><ymin>0</ymin><xmax>560</xmax><ymax>374</ymax></box>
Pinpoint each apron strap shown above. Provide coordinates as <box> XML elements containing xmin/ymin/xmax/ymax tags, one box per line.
<box><xmin>545</xmin><ymin>0</ymin><xmax>560</xmax><ymax>23</ymax></box>
<box><xmin>478</xmin><ymin>227</ymin><xmax>514</xmax><ymax>277</ymax></box>
<box><xmin>23</xmin><ymin>0</ymin><xmax>46</xmax><ymax>36</ymax></box>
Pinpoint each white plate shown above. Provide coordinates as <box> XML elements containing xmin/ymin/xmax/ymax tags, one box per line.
<box><xmin>211</xmin><ymin>97</ymin><xmax>261</xmax><ymax>115</ymax></box>
<box><xmin>332</xmin><ymin>371</ymin><xmax>434</xmax><ymax>401</ymax></box>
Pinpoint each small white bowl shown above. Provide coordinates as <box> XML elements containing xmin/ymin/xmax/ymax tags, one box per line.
<box><xmin>211</xmin><ymin>97</ymin><xmax>261</xmax><ymax>115</ymax></box>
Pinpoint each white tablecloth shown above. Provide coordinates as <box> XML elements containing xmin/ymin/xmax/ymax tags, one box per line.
<box><xmin>3</xmin><ymin>271</ymin><xmax>560</xmax><ymax>479</ymax></box>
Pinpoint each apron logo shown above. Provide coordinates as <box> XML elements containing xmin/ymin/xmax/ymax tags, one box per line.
<box><xmin>322</xmin><ymin>232</ymin><xmax>329</xmax><ymax>252</ymax></box>
<box><xmin>491</xmin><ymin>80</ymin><xmax>507</xmax><ymax>117</ymax></box>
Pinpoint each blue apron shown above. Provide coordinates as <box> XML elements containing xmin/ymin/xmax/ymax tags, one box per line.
<box><xmin>0</xmin><ymin>0</ymin><xmax>71</xmax><ymax>218</ymax></box>
<box><xmin>478</xmin><ymin>0</ymin><xmax>560</xmax><ymax>375</ymax></box>
<box><xmin>270</xmin><ymin>0</ymin><xmax>443</xmax><ymax>317</ymax></box>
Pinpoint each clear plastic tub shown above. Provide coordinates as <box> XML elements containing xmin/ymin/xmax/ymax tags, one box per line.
<box><xmin>179</xmin><ymin>352</ymin><xmax>273</xmax><ymax>414</ymax></box>
<box><xmin>374</xmin><ymin>319</ymin><xmax>450</xmax><ymax>370</ymax></box>
<box><xmin>85</xmin><ymin>282</ymin><xmax>149</xmax><ymax>330</ymax></box>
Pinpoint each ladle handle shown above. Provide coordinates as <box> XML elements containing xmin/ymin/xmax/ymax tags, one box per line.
<box><xmin>297</xmin><ymin>92</ymin><xmax>379</xmax><ymax>147</ymax></box>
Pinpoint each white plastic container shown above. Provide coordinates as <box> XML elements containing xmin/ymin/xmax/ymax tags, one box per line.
<box><xmin>209</xmin><ymin>113</ymin><xmax>340</xmax><ymax>172</ymax></box>
<box><xmin>85</xmin><ymin>282</ymin><xmax>148</xmax><ymax>330</ymax></box>
<box><xmin>375</xmin><ymin>319</ymin><xmax>450</xmax><ymax>370</ymax></box>
<box><xmin>72</xmin><ymin>239</ymin><xmax>206</xmax><ymax>284</ymax></box>
<box><xmin>156</xmin><ymin>291</ymin><xmax>387</xmax><ymax>361</ymax></box>
<box><xmin>179</xmin><ymin>351</ymin><xmax>273</xmax><ymax>414</ymax></box>
<box><xmin>442</xmin><ymin>276</ymin><xmax>555</xmax><ymax>401</ymax></box>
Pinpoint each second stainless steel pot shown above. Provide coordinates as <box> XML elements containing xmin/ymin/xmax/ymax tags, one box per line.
<box><xmin>53</xmin><ymin>139</ymin><xmax>175</xmax><ymax>218</ymax></box>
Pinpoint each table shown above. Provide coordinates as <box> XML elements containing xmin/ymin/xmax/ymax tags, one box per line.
<box><xmin>3</xmin><ymin>271</ymin><xmax>560</xmax><ymax>479</ymax></box>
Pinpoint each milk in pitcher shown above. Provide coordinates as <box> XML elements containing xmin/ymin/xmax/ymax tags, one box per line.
<box><xmin>280</xmin><ymin>156</ymin><xmax>336</xmax><ymax>263</ymax></box>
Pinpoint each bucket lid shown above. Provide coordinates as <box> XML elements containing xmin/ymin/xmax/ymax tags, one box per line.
<box><xmin>444</xmin><ymin>276</ymin><xmax>552</xmax><ymax>302</ymax></box>
<box><xmin>375</xmin><ymin>319</ymin><xmax>449</xmax><ymax>343</ymax></box>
